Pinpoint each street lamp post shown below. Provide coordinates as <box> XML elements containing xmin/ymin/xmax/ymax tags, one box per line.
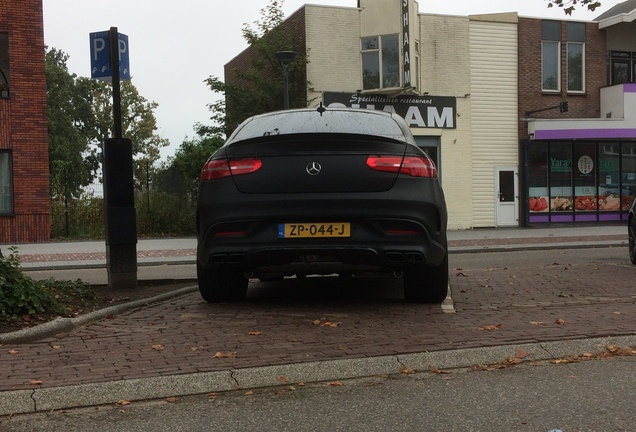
<box><xmin>275</xmin><ymin>50</ymin><xmax>298</xmax><ymax>109</ymax></box>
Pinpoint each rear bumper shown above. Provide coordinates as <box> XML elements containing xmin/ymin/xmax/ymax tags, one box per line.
<box><xmin>197</xmin><ymin>178</ymin><xmax>447</xmax><ymax>275</ymax></box>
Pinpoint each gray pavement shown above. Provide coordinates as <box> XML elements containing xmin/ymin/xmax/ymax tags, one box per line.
<box><xmin>0</xmin><ymin>224</ymin><xmax>633</xmax><ymax>416</ymax></box>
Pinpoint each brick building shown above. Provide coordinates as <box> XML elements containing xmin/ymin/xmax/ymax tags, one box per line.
<box><xmin>0</xmin><ymin>0</ymin><xmax>50</xmax><ymax>243</ymax></box>
<box><xmin>225</xmin><ymin>0</ymin><xmax>636</xmax><ymax>228</ymax></box>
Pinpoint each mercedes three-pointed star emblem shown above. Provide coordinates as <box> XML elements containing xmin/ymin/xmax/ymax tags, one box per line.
<box><xmin>306</xmin><ymin>161</ymin><xmax>322</xmax><ymax>175</ymax></box>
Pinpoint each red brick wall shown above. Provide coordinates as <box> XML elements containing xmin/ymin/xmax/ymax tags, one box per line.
<box><xmin>518</xmin><ymin>17</ymin><xmax>606</xmax><ymax>139</ymax></box>
<box><xmin>0</xmin><ymin>0</ymin><xmax>50</xmax><ymax>243</ymax></box>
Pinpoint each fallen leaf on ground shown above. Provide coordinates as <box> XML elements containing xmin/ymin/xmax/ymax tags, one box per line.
<box><xmin>555</xmin><ymin>319</ymin><xmax>565</xmax><ymax>325</ymax></box>
<box><xmin>612</xmin><ymin>311</ymin><xmax>621</xmax><ymax>315</ymax></box>
<box><xmin>116</xmin><ymin>400</ymin><xmax>131</xmax><ymax>406</ymax></box>
<box><xmin>430</xmin><ymin>367</ymin><xmax>451</xmax><ymax>375</ymax></box>
<box><xmin>328</xmin><ymin>381</ymin><xmax>342</xmax><ymax>386</ymax></box>
<box><xmin>8</xmin><ymin>350</ymin><xmax>19</xmax><ymax>355</ymax></box>
<box><xmin>515</xmin><ymin>348</ymin><xmax>529</xmax><ymax>359</ymax></box>
<box><xmin>297</xmin><ymin>382</ymin><xmax>305</xmax><ymax>386</ymax></box>
<box><xmin>244</xmin><ymin>391</ymin><xmax>254</xmax><ymax>396</ymax></box>
<box><xmin>248</xmin><ymin>331</ymin><xmax>263</xmax><ymax>336</ymax></box>
<box><xmin>165</xmin><ymin>397</ymin><xmax>178</xmax><ymax>403</ymax></box>
<box><xmin>290</xmin><ymin>338</ymin><xmax>300</xmax><ymax>343</ymax></box>
<box><xmin>400</xmin><ymin>365</ymin><xmax>416</xmax><ymax>374</ymax></box>
<box><xmin>277</xmin><ymin>375</ymin><xmax>291</xmax><ymax>383</ymax></box>
<box><xmin>529</xmin><ymin>321</ymin><xmax>544</xmax><ymax>325</ymax></box>
<box><xmin>51</xmin><ymin>345</ymin><xmax>61</xmax><ymax>349</ymax></box>
<box><xmin>478</xmin><ymin>324</ymin><xmax>502</xmax><ymax>331</ymax></box>
<box><xmin>151</xmin><ymin>344</ymin><xmax>164</xmax><ymax>351</ymax></box>
<box><xmin>29</xmin><ymin>380</ymin><xmax>43</xmax><ymax>385</ymax></box>
<box><xmin>214</xmin><ymin>351</ymin><xmax>237</xmax><ymax>358</ymax></box>
<box><xmin>312</xmin><ymin>320</ymin><xmax>321</xmax><ymax>325</ymax></box>
<box><xmin>207</xmin><ymin>393</ymin><xmax>218</xmax><ymax>400</ymax></box>
<box><xmin>191</xmin><ymin>346</ymin><xmax>206</xmax><ymax>351</ymax></box>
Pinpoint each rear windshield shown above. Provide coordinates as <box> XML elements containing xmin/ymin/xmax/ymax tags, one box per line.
<box><xmin>229</xmin><ymin>110</ymin><xmax>410</xmax><ymax>144</ymax></box>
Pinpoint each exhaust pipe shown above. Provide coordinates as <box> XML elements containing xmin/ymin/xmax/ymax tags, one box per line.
<box><xmin>393</xmin><ymin>270</ymin><xmax>403</xmax><ymax>279</ymax></box>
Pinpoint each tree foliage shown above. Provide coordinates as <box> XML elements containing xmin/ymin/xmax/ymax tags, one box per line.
<box><xmin>546</xmin><ymin>0</ymin><xmax>602</xmax><ymax>15</ymax></box>
<box><xmin>197</xmin><ymin>0</ymin><xmax>308</xmax><ymax>138</ymax></box>
<box><xmin>46</xmin><ymin>47</ymin><xmax>168</xmax><ymax>196</ymax></box>
<box><xmin>164</xmin><ymin>135</ymin><xmax>224</xmax><ymax>202</ymax></box>
<box><xmin>45</xmin><ymin>48</ymin><xmax>99</xmax><ymax>199</ymax></box>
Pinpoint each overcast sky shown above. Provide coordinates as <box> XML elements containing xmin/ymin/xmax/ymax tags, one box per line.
<box><xmin>42</xmin><ymin>0</ymin><xmax>623</xmax><ymax>160</ymax></box>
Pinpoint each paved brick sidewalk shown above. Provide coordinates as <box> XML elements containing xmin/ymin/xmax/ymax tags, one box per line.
<box><xmin>2</xmin><ymin>255</ymin><xmax>635</xmax><ymax>393</ymax></box>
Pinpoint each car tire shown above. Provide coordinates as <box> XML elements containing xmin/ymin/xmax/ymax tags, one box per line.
<box><xmin>629</xmin><ymin>217</ymin><xmax>636</xmax><ymax>265</ymax></box>
<box><xmin>403</xmin><ymin>253</ymin><xmax>449</xmax><ymax>303</ymax></box>
<box><xmin>197</xmin><ymin>263</ymin><xmax>248</xmax><ymax>302</ymax></box>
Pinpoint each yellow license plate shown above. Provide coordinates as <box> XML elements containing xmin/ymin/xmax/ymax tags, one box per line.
<box><xmin>278</xmin><ymin>223</ymin><xmax>350</xmax><ymax>238</ymax></box>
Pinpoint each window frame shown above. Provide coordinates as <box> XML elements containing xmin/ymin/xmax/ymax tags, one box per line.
<box><xmin>542</xmin><ymin>40</ymin><xmax>561</xmax><ymax>92</ymax></box>
<box><xmin>567</xmin><ymin>41</ymin><xmax>585</xmax><ymax>93</ymax></box>
<box><xmin>361</xmin><ymin>33</ymin><xmax>401</xmax><ymax>91</ymax></box>
<box><xmin>0</xmin><ymin>150</ymin><xmax>14</xmax><ymax>215</ymax></box>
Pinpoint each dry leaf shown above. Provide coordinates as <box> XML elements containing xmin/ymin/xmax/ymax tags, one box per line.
<box><xmin>8</xmin><ymin>349</ymin><xmax>19</xmax><ymax>355</ymax></box>
<box><xmin>29</xmin><ymin>380</ymin><xmax>43</xmax><ymax>385</ymax></box>
<box><xmin>529</xmin><ymin>321</ymin><xmax>544</xmax><ymax>325</ymax></box>
<box><xmin>151</xmin><ymin>344</ymin><xmax>164</xmax><ymax>351</ymax></box>
<box><xmin>207</xmin><ymin>393</ymin><xmax>218</xmax><ymax>400</ymax></box>
<box><xmin>400</xmin><ymin>365</ymin><xmax>416</xmax><ymax>374</ymax></box>
<box><xmin>191</xmin><ymin>346</ymin><xmax>205</xmax><ymax>351</ymax></box>
<box><xmin>277</xmin><ymin>375</ymin><xmax>291</xmax><ymax>383</ymax></box>
<box><xmin>328</xmin><ymin>381</ymin><xmax>342</xmax><ymax>387</ymax></box>
<box><xmin>612</xmin><ymin>311</ymin><xmax>621</xmax><ymax>315</ymax></box>
<box><xmin>165</xmin><ymin>397</ymin><xmax>178</xmax><ymax>403</ymax></box>
<box><xmin>478</xmin><ymin>324</ymin><xmax>502</xmax><ymax>331</ymax></box>
<box><xmin>290</xmin><ymin>338</ymin><xmax>300</xmax><ymax>343</ymax></box>
<box><xmin>515</xmin><ymin>348</ymin><xmax>529</xmax><ymax>359</ymax></box>
<box><xmin>248</xmin><ymin>331</ymin><xmax>263</xmax><ymax>336</ymax></box>
<box><xmin>312</xmin><ymin>320</ymin><xmax>321</xmax><ymax>325</ymax></box>
<box><xmin>555</xmin><ymin>319</ymin><xmax>565</xmax><ymax>325</ymax></box>
<box><xmin>116</xmin><ymin>400</ymin><xmax>131</xmax><ymax>406</ymax></box>
<box><xmin>297</xmin><ymin>382</ymin><xmax>305</xmax><ymax>386</ymax></box>
<box><xmin>214</xmin><ymin>351</ymin><xmax>237</xmax><ymax>358</ymax></box>
<box><xmin>51</xmin><ymin>345</ymin><xmax>61</xmax><ymax>349</ymax></box>
<box><xmin>328</xmin><ymin>322</ymin><xmax>341</xmax><ymax>328</ymax></box>
<box><xmin>430</xmin><ymin>367</ymin><xmax>451</xmax><ymax>375</ymax></box>
<box><xmin>244</xmin><ymin>391</ymin><xmax>254</xmax><ymax>395</ymax></box>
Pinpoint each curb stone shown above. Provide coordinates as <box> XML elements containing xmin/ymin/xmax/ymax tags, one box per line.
<box><xmin>0</xmin><ymin>286</ymin><xmax>198</xmax><ymax>344</ymax></box>
<box><xmin>1</xmin><ymin>334</ymin><xmax>634</xmax><ymax>416</ymax></box>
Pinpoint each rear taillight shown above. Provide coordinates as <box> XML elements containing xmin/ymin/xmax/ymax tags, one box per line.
<box><xmin>366</xmin><ymin>155</ymin><xmax>437</xmax><ymax>178</ymax></box>
<box><xmin>200</xmin><ymin>158</ymin><xmax>262</xmax><ymax>181</ymax></box>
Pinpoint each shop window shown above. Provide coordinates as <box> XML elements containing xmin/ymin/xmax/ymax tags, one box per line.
<box><xmin>0</xmin><ymin>33</ymin><xmax>9</xmax><ymax>98</ymax></box>
<box><xmin>528</xmin><ymin>142</ymin><xmax>549</xmax><ymax>213</ymax></box>
<box><xmin>566</xmin><ymin>22</ymin><xmax>585</xmax><ymax>93</ymax></box>
<box><xmin>549</xmin><ymin>142</ymin><xmax>573</xmax><ymax>212</ymax></box>
<box><xmin>573</xmin><ymin>143</ymin><xmax>596</xmax><ymax>211</ymax></box>
<box><xmin>0</xmin><ymin>151</ymin><xmax>13</xmax><ymax>214</ymax></box>
<box><xmin>361</xmin><ymin>34</ymin><xmax>400</xmax><ymax>90</ymax></box>
<box><xmin>542</xmin><ymin>21</ymin><xmax>561</xmax><ymax>92</ymax></box>
<box><xmin>621</xmin><ymin>143</ymin><xmax>636</xmax><ymax>211</ymax></box>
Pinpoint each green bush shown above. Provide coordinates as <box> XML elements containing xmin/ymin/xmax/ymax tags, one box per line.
<box><xmin>0</xmin><ymin>247</ymin><xmax>95</xmax><ymax>322</ymax></box>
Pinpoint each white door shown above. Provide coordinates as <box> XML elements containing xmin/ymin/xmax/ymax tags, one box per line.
<box><xmin>496</xmin><ymin>167</ymin><xmax>518</xmax><ymax>226</ymax></box>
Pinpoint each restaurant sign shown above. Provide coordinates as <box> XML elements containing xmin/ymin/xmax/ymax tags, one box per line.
<box><xmin>323</xmin><ymin>92</ymin><xmax>456</xmax><ymax>129</ymax></box>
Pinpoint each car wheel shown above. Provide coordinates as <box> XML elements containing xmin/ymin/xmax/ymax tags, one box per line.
<box><xmin>403</xmin><ymin>253</ymin><xmax>449</xmax><ymax>303</ymax></box>
<box><xmin>630</xmin><ymin>217</ymin><xmax>636</xmax><ymax>265</ymax></box>
<box><xmin>197</xmin><ymin>262</ymin><xmax>248</xmax><ymax>302</ymax></box>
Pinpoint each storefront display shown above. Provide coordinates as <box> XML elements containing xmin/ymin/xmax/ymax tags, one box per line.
<box><xmin>526</xmin><ymin>141</ymin><xmax>636</xmax><ymax>223</ymax></box>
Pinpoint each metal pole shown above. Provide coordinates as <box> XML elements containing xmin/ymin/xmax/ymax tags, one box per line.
<box><xmin>109</xmin><ymin>27</ymin><xmax>122</xmax><ymax>139</ymax></box>
<box><xmin>282</xmin><ymin>64</ymin><xmax>290</xmax><ymax>110</ymax></box>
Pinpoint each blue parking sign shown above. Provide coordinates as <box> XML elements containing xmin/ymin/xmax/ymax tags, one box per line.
<box><xmin>89</xmin><ymin>31</ymin><xmax>130</xmax><ymax>81</ymax></box>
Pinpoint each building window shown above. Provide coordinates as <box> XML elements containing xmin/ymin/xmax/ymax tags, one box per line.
<box><xmin>567</xmin><ymin>22</ymin><xmax>585</xmax><ymax>93</ymax></box>
<box><xmin>0</xmin><ymin>151</ymin><xmax>13</xmax><ymax>214</ymax></box>
<box><xmin>542</xmin><ymin>21</ymin><xmax>561</xmax><ymax>92</ymax></box>
<box><xmin>0</xmin><ymin>33</ymin><xmax>9</xmax><ymax>98</ymax></box>
<box><xmin>610</xmin><ymin>51</ymin><xmax>633</xmax><ymax>85</ymax></box>
<box><xmin>361</xmin><ymin>34</ymin><xmax>400</xmax><ymax>90</ymax></box>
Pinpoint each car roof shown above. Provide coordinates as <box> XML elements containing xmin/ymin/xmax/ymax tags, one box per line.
<box><xmin>226</xmin><ymin>107</ymin><xmax>417</xmax><ymax>145</ymax></box>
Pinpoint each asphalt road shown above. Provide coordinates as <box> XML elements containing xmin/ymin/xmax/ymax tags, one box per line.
<box><xmin>3</xmin><ymin>356</ymin><xmax>635</xmax><ymax>432</ymax></box>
